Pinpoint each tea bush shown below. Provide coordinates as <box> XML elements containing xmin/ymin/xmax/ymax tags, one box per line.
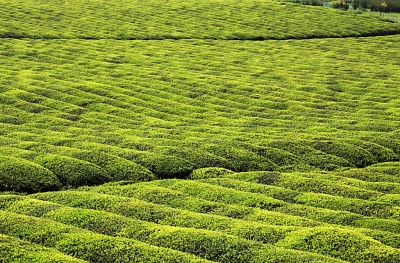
<box><xmin>0</xmin><ymin>155</ymin><xmax>60</xmax><ymax>193</ymax></box>
<box><xmin>278</xmin><ymin>227</ymin><xmax>400</xmax><ymax>262</ymax></box>
<box><xmin>0</xmin><ymin>234</ymin><xmax>87</xmax><ymax>263</ymax></box>
<box><xmin>34</xmin><ymin>154</ymin><xmax>110</xmax><ymax>187</ymax></box>
<box><xmin>0</xmin><ymin>211</ymin><xmax>211</xmax><ymax>263</ymax></box>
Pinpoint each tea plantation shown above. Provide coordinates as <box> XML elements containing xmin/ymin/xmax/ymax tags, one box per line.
<box><xmin>1</xmin><ymin>0</ymin><xmax>400</xmax><ymax>262</ymax></box>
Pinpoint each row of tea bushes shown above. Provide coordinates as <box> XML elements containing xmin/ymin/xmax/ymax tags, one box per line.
<box><xmin>3</xmin><ymin>188</ymin><xmax>400</xmax><ymax>262</ymax></box>
<box><xmin>88</xmin><ymin>179</ymin><xmax>400</xmax><ymax>234</ymax></box>
<box><xmin>1</xmin><ymin>0</ymin><xmax>400</xmax><ymax>40</ymax></box>
<box><xmin>0</xmin><ymin>210</ymin><xmax>212</xmax><ymax>263</ymax></box>
<box><xmin>0</xmin><ymin>233</ymin><xmax>87</xmax><ymax>263</ymax></box>
<box><xmin>0</xmin><ymin>197</ymin><xmax>342</xmax><ymax>263</ymax></box>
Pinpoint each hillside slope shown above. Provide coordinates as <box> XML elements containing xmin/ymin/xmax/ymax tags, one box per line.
<box><xmin>1</xmin><ymin>35</ymin><xmax>399</xmax><ymax>191</ymax></box>
<box><xmin>2</xmin><ymin>166</ymin><xmax>400</xmax><ymax>262</ymax></box>
<box><xmin>1</xmin><ymin>0</ymin><xmax>400</xmax><ymax>39</ymax></box>
<box><xmin>1</xmin><ymin>0</ymin><xmax>400</xmax><ymax>261</ymax></box>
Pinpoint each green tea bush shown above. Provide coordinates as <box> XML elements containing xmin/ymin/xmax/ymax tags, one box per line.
<box><xmin>274</xmin><ymin>173</ymin><xmax>379</xmax><ymax>199</ymax></box>
<box><xmin>69</xmin><ymin>151</ymin><xmax>156</xmax><ymax>182</ymax></box>
<box><xmin>157</xmin><ymin>180</ymin><xmax>285</xmax><ymax>209</ymax></box>
<box><xmin>27</xmin><ymin>187</ymin><xmax>400</xmax><ymax>240</ymax></box>
<box><xmin>305</xmin><ymin>140</ymin><xmax>377</xmax><ymax>168</ymax></box>
<box><xmin>3</xmin><ymin>196</ymin><xmax>344</xmax><ymax>263</ymax></box>
<box><xmin>6</xmin><ymin>198</ymin><xmax>62</xmax><ymax>218</ymax></box>
<box><xmin>1</xmin><ymin>0</ymin><xmax>400</xmax><ymax>40</ymax></box>
<box><xmin>278</xmin><ymin>227</ymin><xmax>400</xmax><ymax>262</ymax></box>
<box><xmin>34</xmin><ymin>154</ymin><xmax>111</xmax><ymax>187</ymax></box>
<box><xmin>335</xmin><ymin>170</ymin><xmax>400</xmax><ymax>183</ymax></box>
<box><xmin>0</xmin><ymin>194</ymin><xmax>26</xmax><ymax>209</ymax></box>
<box><xmin>40</xmin><ymin>205</ymin><xmax>260</xmax><ymax>262</ymax></box>
<box><xmin>90</xmin><ymin>180</ymin><xmax>397</xmax><ymax>231</ymax></box>
<box><xmin>189</xmin><ymin>167</ymin><xmax>234</xmax><ymax>179</ymax></box>
<box><xmin>0</xmin><ymin>234</ymin><xmax>87</xmax><ymax>263</ymax></box>
<box><xmin>369</xmin><ymin>137</ymin><xmax>400</xmax><ymax>156</ymax></box>
<box><xmin>363</xmin><ymin>182</ymin><xmax>400</xmax><ymax>194</ymax></box>
<box><xmin>89</xmin><ymin>181</ymin><xmax>320</xmax><ymax>227</ymax></box>
<box><xmin>354</xmin><ymin>217</ymin><xmax>400</xmax><ymax>234</ymax></box>
<box><xmin>359</xmin><ymin>229</ymin><xmax>400</xmax><ymax>249</ymax></box>
<box><xmin>268</xmin><ymin>141</ymin><xmax>354</xmax><ymax>170</ymax></box>
<box><xmin>342</xmin><ymin>139</ymin><xmax>398</xmax><ymax>163</ymax></box>
<box><xmin>33</xmin><ymin>190</ymin><xmax>316</xmax><ymax>237</ymax></box>
<box><xmin>43</xmin><ymin>197</ymin><xmax>298</xmax><ymax>245</ymax></box>
<box><xmin>201</xmin><ymin>143</ymin><xmax>278</xmax><ymax>172</ymax></box>
<box><xmin>128</xmin><ymin>226</ymin><xmax>345</xmax><ymax>262</ymax></box>
<box><xmin>155</xmin><ymin>146</ymin><xmax>234</xmax><ymax>170</ymax></box>
<box><xmin>224</xmin><ymin>171</ymin><xmax>281</xmax><ymax>184</ymax></box>
<box><xmin>375</xmin><ymin>194</ymin><xmax>400</xmax><ymax>205</ymax></box>
<box><xmin>248</xmin><ymin>145</ymin><xmax>311</xmax><ymax>172</ymax></box>
<box><xmin>201</xmin><ymin>177</ymin><xmax>300</xmax><ymax>203</ymax></box>
<box><xmin>120</xmin><ymin>150</ymin><xmax>194</xmax><ymax>179</ymax></box>
<box><xmin>0</xmin><ymin>211</ymin><xmax>211</xmax><ymax>263</ymax></box>
<box><xmin>364</xmin><ymin>162</ymin><xmax>400</xmax><ymax>176</ymax></box>
<box><xmin>0</xmin><ymin>155</ymin><xmax>60</xmax><ymax>193</ymax></box>
<box><xmin>294</xmin><ymin>192</ymin><xmax>394</xmax><ymax>217</ymax></box>
<box><xmin>123</xmin><ymin>226</ymin><xmax>260</xmax><ymax>263</ymax></box>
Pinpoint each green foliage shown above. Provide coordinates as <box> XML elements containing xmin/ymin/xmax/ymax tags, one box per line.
<box><xmin>1</xmin><ymin>35</ymin><xmax>400</xmax><ymax>188</ymax></box>
<box><xmin>201</xmin><ymin>143</ymin><xmax>278</xmax><ymax>172</ymax></box>
<box><xmin>2</xmin><ymin>195</ymin><xmax>343</xmax><ymax>262</ymax></box>
<box><xmin>201</xmin><ymin>177</ymin><xmax>300</xmax><ymax>203</ymax></box>
<box><xmin>132</xmin><ymin>153</ymin><xmax>194</xmax><ymax>179</ymax></box>
<box><xmin>353</xmin><ymin>0</ymin><xmax>400</xmax><ymax>12</ymax></box>
<box><xmin>268</xmin><ymin>141</ymin><xmax>355</xmax><ymax>171</ymax></box>
<box><xmin>34</xmin><ymin>154</ymin><xmax>111</xmax><ymax>187</ymax></box>
<box><xmin>189</xmin><ymin>167</ymin><xmax>234</xmax><ymax>180</ymax></box>
<box><xmin>0</xmin><ymin>0</ymin><xmax>399</xmax><ymax>40</ymax></box>
<box><xmin>375</xmin><ymin>194</ymin><xmax>400</xmax><ymax>205</ymax></box>
<box><xmin>279</xmin><ymin>227</ymin><xmax>400</xmax><ymax>262</ymax></box>
<box><xmin>68</xmin><ymin>150</ymin><xmax>156</xmax><ymax>182</ymax></box>
<box><xmin>342</xmin><ymin>139</ymin><xmax>398</xmax><ymax>163</ymax></box>
<box><xmin>2</xmin><ymin>166</ymin><xmax>400</xmax><ymax>262</ymax></box>
<box><xmin>0</xmin><ymin>211</ymin><xmax>211</xmax><ymax>263</ymax></box>
<box><xmin>294</xmin><ymin>192</ymin><xmax>394</xmax><ymax>217</ymax></box>
<box><xmin>0</xmin><ymin>0</ymin><xmax>400</xmax><ymax>261</ymax></box>
<box><xmin>86</xmin><ymin>179</ymin><xmax>400</xmax><ymax>235</ymax></box>
<box><xmin>155</xmin><ymin>146</ymin><xmax>233</xmax><ymax>170</ymax></box>
<box><xmin>364</xmin><ymin>162</ymin><xmax>400</xmax><ymax>176</ymax></box>
<box><xmin>0</xmin><ymin>234</ymin><xmax>87</xmax><ymax>263</ymax></box>
<box><xmin>305</xmin><ymin>140</ymin><xmax>377</xmax><ymax>168</ymax></box>
<box><xmin>0</xmin><ymin>155</ymin><xmax>60</xmax><ymax>193</ymax></box>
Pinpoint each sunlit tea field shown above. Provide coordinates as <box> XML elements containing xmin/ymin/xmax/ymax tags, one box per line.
<box><xmin>1</xmin><ymin>0</ymin><xmax>399</xmax><ymax>262</ymax></box>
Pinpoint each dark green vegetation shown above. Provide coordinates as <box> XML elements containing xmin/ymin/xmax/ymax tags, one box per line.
<box><xmin>1</xmin><ymin>0</ymin><xmax>400</xmax><ymax>261</ymax></box>
<box><xmin>285</xmin><ymin>0</ymin><xmax>400</xmax><ymax>13</ymax></box>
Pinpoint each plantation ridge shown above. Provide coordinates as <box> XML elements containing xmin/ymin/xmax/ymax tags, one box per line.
<box><xmin>1</xmin><ymin>0</ymin><xmax>400</xmax><ymax>262</ymax></box>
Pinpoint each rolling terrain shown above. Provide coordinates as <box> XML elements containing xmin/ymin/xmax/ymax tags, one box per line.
<box><xmin>1</xmin><ymin>0</ymin><xmax>400</xmax><ymax>262</ymax></box>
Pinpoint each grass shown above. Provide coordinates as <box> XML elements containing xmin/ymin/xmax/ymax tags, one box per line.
<box><xmin>0</xmin><ymin>0</ymin><xmax>400</xmax><ymax>261</ymax></box>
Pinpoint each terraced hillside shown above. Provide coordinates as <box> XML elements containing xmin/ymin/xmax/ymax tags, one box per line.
<box><xmin>1</xmin><ymin>0</ymin><xmax>400</xmax><ymax>261</ymax></box>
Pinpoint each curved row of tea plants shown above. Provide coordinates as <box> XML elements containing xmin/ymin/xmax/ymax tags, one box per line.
<box><xmin>1</xmin><ymin>0</ymin><xmax>400</xmax><ymax>40</ymax></box>
<box><xmin>1</xmin><ymin>166</ymin><xmax>400</xmax><ymax>262</ymax></box>
<box><xmin>1</xmin><ymin>35</ymin><xmax>400</xmax><ymax>192</ymax></box>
